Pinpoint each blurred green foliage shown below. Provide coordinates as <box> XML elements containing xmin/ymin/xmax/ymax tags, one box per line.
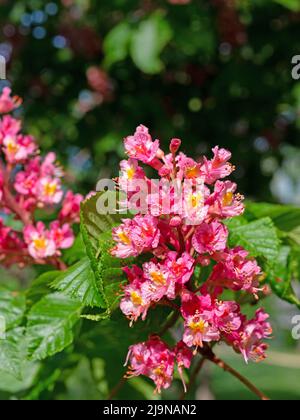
<box><xmin>0</xmin><ymin>0</ymin><xmax>299</xmax><ymax>200</ymax></box>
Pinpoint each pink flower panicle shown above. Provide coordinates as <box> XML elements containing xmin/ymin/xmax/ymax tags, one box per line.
<box><xmin>112</xmin><ymin>125</ymin><xmax>272</xmax><ymax>393</ymax></box>
<box><xmin>0</xmin><ymin>89</ymin><xmax>83</xmax><ymax>267</ymax></box>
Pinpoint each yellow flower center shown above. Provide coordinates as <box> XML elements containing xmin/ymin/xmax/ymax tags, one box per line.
<box><xmin>118</xmin><ymin>231</ymin><xmax>131</xmax><ymax>245</ymax></box>
<box><xmin>188</xmin><ymin>193</ymin><xmax>202</xmax><ymax>208</ymax></box>
<box><xmin>43</xmin><ymin>182</ymin><xmax>57</xmax><ymax>197</ymax></box>
<box><xmin>150</xmin><ymin>271</ymin><xmax>166</xmax><ymax>286</ymax></box>
<box><xmin>33</xmin><ymin>237</ymin><xmax>47</xmax><ymax>251</ymax></box>
<box><xmin>153</xmin><ymin>366</ymin><xmax>164</xmax><ymax>376</ymax></box>
<box><xmin>185</xmin><ymin>166</ymin><xmax>200</xmax><ymax>179</ymax></box>
<box><xmin>130</xmin><ymin>291</ymin><xmax>143</xmax><ymax>306</ymax></box>
<box><xmin>126</xmin><ymin>167</ymin><xmax>135</xmax><ymax>180</ymax></box>
<box><xmin>222</xmin><ymin>192</ymin><xmax>234</xmax><ymax>207</ymax></box>
<box><xmin>6</xmin><ymin>139</ymin><xmax>19</xmax><ymax>155</ymax></box>
<box><xmin>189</xmin><ymin>319</ymin><xmax>207</xmax><ymax>333</ymax></box>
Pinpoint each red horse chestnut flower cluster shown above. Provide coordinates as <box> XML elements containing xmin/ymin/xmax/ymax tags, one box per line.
<box><xmin>0</xmin><ymin>88</ymin><xmax>83</xmax><ymax>267</ymax></box>
<box><xmin>111</xmin><ymin>125</ymin><xmax>272</xmax><ymax>394</ymax></box>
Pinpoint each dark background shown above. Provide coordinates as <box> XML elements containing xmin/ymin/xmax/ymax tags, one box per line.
<box><xmin>1</xmin><ymin>0</ymin><xmax>300</xmax><ymax>203</ymax></box>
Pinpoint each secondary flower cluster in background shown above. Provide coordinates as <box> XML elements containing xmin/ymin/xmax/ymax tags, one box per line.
<box><xmin>0</xmin><ymin>88</ymin><xmax>83</xmax><ymax>267</ymax></box>
<box><xmin>112</xmin><ymin>125</ymin><xmax>272</xmax><ymax>394</ymax></box>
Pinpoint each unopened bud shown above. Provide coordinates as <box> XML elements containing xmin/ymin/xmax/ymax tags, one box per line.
<box><xmin>170</xmin><ymin>138</ymin><xmax>181</xmax><ymax>154</ymax></box>
<box><xmin>170</xmin><ymin>215</ymin><xmax>182</xmax><ymax>227</ymax></box>
<box><xmin>197</xmin><ymin>255</ymin><xmax>211</xmax><ymax>267</ymax></box>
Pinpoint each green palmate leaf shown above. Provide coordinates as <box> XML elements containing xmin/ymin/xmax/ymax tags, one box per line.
<box><xmin>27</xmin><ymin>271</ymin><xmax>60</xmax><ymax>305</ymax></box>
<box><xmin>51</xmin><ymin>257</ymin><xmax>105</xmax><ymax>308</ymax></box>
<box><xmin>80</xmin><ymin>191</ymin><xmax>123</xmax><ymax>255</ymax></box>
<box><xmin>103</xmin><ymin>22</ymin><xmax>132</xmax><ymax>68</ymax></box>
<box><xmin>0</xmin><ymin>361</ymin><xmax>40</xmax><ymax>394</ymax></box>
<box><xmin>229</xmin><ymin>217</ymin><xmax>280</xmax><ymax>261</ymax></box>
<box><xmin>246</xmin><ymin>202</ymin><xmax>300</xmax><ymax>232</ymax></box>
<box><xmin>0</xmin><ymin>327</ymin><xmax>26</xmax><ymax>379</ymax></box>
<box><xmin>0</xmin><ymin>290</ymin><xmax>27</xmax><ymax>380</ymax></box>
<box><xmin>97</xmin><ymin>232</ymin><xmax>128</xmax><ymax>310</ymax></box>
<box><xmin>267</xmin><ymin>246</ymin><xmax>300</xmax><ymax>309</ymax></box>
<box><xmin>0</xmin><ymin>289</ymin><xmax>25</xmax><ymax>330</ymax></box>
<box><xmin>80</xmin><ymin>192</ymin><xmax>130</xmax><ymax>313</ymax></box>
<box><xmin>130</xmin><ymin>12</ymin><xmax>172</xmax><ymax>74</ymax></box>
<box><xmin>26</xmin><ymin>293</ymin><xmax>82</xmax><ymax>361</ymax></box>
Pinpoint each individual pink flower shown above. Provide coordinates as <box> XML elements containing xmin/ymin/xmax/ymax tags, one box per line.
<box><xmin>183</xmin><ymin>312</ymin><xmax>220</xmax><ymax>352</ymax></box>
<box><xmin>128</xmin><ymin>214</ymin><xmax>161</xmax><ymax>250</ymax></box>
<box><xmin>201</xmin><ymin>146</ymin><xmax>234</xmax><ymax>185</ymax></box>
<box><xmin>120</xmin><ymin>281</ymin><xmax>150</xmax><ymax>325</ymax></box>
<box><xmin>40</xmin><ymin>152</ymin><xmax>63</xmax><ymax>178</ymax></box>
<box><xmin>3</xmin><ymin>134</ymin><xmax>37</xmax><ymax>164</ymax></box>
<box><xmin>14</xmin><ymin>167</ymin><xmax>39</xmax><ymax>196</ymax></box>
<box><xmin>111</xmin><ymin>215</ymin><xmax>160</xmax><ymax>259</ymax></box>
<box><xmin>0</xmin><ymin>87</ymin><xmax>22</xmax><ymax>114</ymax></box>
<box><xmin>37</xmin><ymin>177</ymin><xmax>63</xmax><ymax>205</ymax></box>
<box><xmin>59</xmin><ymin>191</ymin><xmax>83</xmax><ymax>224</ymax></box>
<box><xmin>147</xmin><ymin>339</ymin><xmax>175</xmax><ymax>394</ymax></box>
<box><xmin>49</xmin><ymin>221</ymin><xmax>74</xmax><ymax>250</ymax></box>
<box><xmin>111</xmin><ymin>219</ymin><xmax>135</xmax><ymax>259</ymax></box>
<box><xmin>192</xmin><ymin>221</ymin><xmax>228</xmax><ymax>255</ymax></box>
<box><xmin>124</xmin><ymin>342</ymin><xmax>151</xmax><ymax>377</ymax></box>
<box><xmin>182</xmin><ymin>160</ymin><xmax>202</xmax><ymax>181</ymax></box>
<box><xmin>165</xmin><ymin>252</ymin><xmax>195</xmax><ymax>286</ymax></box>
<box><xmin>235</xmin><ymin>309</ymin><xmax>272</xmax><ymax>363</ymax></box>
<box><xmin>209</xmin><ymin>247</ymin><xmax>262</xmax><ymax>296</ymax></box>
<box><xmin>119</xmin><ymin>158</ymin><xmax>146</xmax><ymax>191</ymax></box>
<box><xmin>180</xmin><ymin>289</ymin><xmax>213</xmax><ymax>319</ymax></box>
<box><xmin>0</xmin><ymin>115</ymin><xmax>22</xmax><ymax>144</ymax></box>
<box><xmin>182</xmin><ymin>181</ymin><xmax>209</xmax><ymax>225</ymax></box>
<box><xmin>181</xmin><ymin>291</ymin><xmax>220</xmax><ymax>352</ymax></box>
<box><xmin>206</xmin><ymin>180</ymin><xmax>244</xmax><ymax>219</ymax></box>
<box><xmin>214</xmin><ymin>301</ymin><xmax>243</xmax><ymax>336</ymax></box>
<box><xmin>142</xmin><ymin>261</ymin><xmax>176</xmax><ymax>301</ymax></box>
<box><xmin>124</xmin><ymin>125</ymin><xmax>160</xmax><ymax>164</ymax></box>
<box><xmin>118</xmin><ymin>159</ymin><xmax>149</xmax><ymax>213</ymax></box>
<box><xmin>23</xmin><ymin>222</ymin><xmax>56</xmax><ymax>260</ymax></box>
